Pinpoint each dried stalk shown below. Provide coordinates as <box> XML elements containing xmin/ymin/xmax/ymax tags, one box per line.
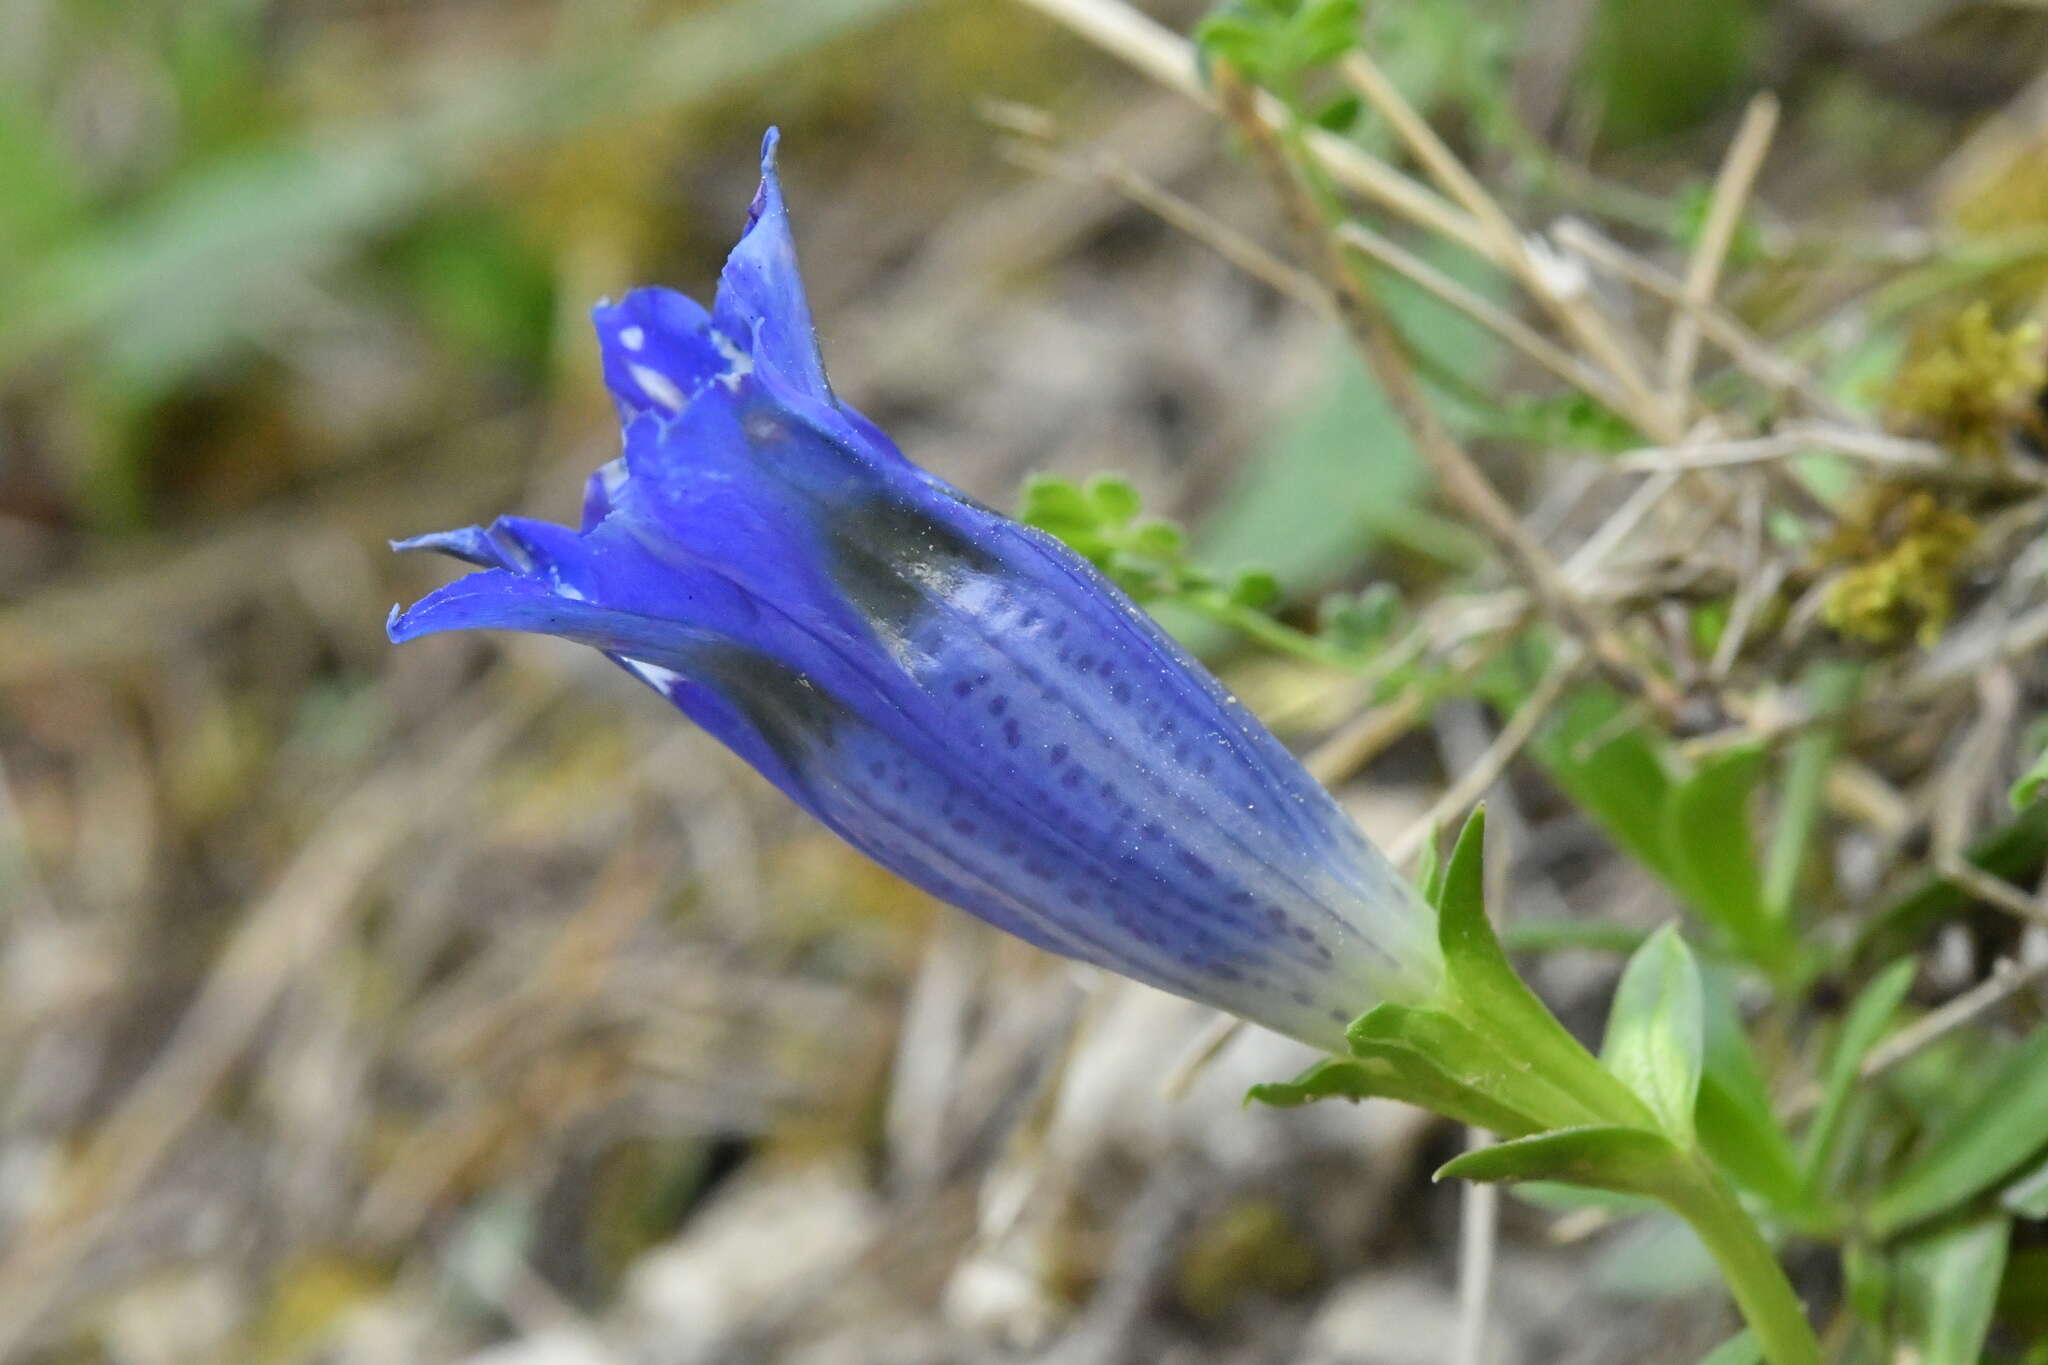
<box><xmin>1211</xmin><ymin>66</ymin><xmax>1680</xmax><ymax>718</ymax></box>
<box><xmin>1663</xmin><ymin>94</ymin><xmax>1779</xmax><ymax>412</ymax></box>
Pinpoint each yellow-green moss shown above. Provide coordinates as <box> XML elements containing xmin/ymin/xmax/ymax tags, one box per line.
<box><xmin>1174</xmin><ymin>1198</ymin><xmax>1320</xmax><ymax>1318</ymax></box>
<box><xmin>1819</xmin><ymin>487</ymin><xmax>1980</xmax><ymax>647</ymax></box>
<box><xmin>1885</xmin><ymin>302</ymin><xmax>2044</xmax><ymax>462</ymax></box>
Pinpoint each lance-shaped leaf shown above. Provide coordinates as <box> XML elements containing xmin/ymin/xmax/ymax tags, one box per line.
<box><xmin>1661</xmin><ymin>747</ymin><xmax>1793</xmax><ymax>977</ymax></box>
<box><xmin>1348</xmin><ymin>1002</ymin><xmax>1598</xmax><ymax>1134</ymax></box>
<box><xmin>1248</xmin><ymin>1051</ymin><xmax>1542</xmax><ymax>1137</ymax></box>
<box><xmin>1895</xmin><ymin>1214</ymin><xmax>2010</xmax><ymax>1365</ymax></box>
<box><xmin>1601</xmin><ymin>924</ymin><xmax>1705</xmax><ymax>1142</ymax></box>
<box><xmin>1801</xmin><ymin>957</ymin><xmax>1916</xmax><ymax>1183</ymax></box>
<box><xmin>1436</xmin><ymin>1124</ymin><xmax>1682</xmax><ymax>1197</ymax></box>
<box><xmin>1694</xmin><ymin>968</ymin><xmax>1812</xmax><ymax>1222</ymax></box>
<box><xmin>1435</xmin><ymin>809</ymin><xmax>1654</xmax><ymax>1128</ymax></box>
<box><xmin>1870</xmin><ymin>1022</ymin><xmax>2048</xmax><ymax>1236</ymax></box>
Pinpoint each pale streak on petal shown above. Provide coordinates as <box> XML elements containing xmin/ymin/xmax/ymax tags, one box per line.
<box><xmin>630</xmin><ymin>364</ymin><xmax>688</xmax><ymax>413</ymax></box>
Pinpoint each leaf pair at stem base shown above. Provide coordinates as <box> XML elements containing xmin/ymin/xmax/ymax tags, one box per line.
<box><xmin>1250</xmin><ymin>808</ymin><xmax>1821</xmax><ymax>1365</ymax></box>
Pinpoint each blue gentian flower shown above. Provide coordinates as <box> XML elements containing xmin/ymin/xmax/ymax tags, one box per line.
<box><xmin>389</xmin><ymin>130</ymin><xmax>1440</xmax><ymax>1049</ymax></box>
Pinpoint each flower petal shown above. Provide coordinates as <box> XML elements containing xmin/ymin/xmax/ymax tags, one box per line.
<box><xmin>711</xmin><ymin>127</ymin><xmax>830</xmax><ymax>402</ymax></box>
<box><xmin>390</xmin><ymin>130</ymin><xmax>1444</xmax><ymax>1050</ymax></box>
<box><xmin>592</xmin><ymin>287</ymin><xmax>736</xmax><ymax>420</ymax></box>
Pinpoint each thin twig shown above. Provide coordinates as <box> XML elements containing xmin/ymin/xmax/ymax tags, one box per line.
<box><xmin>1452</xmin><ymin>1146</ymin><xmax>1499</xmax><ymax>1365</ymax></box>
<box><xmin>1336</xmin><ymin>220</ymin><xmax>1635</xmax><ymax>417</ymax></box>
<box><xmin>0</xmin><ymin>685</ymin><xmax>551</xmax><ymax>1359</ymax></box>
<box><xmin>1563</xmin><ymin>469</ymin><xmax>1685</xmax><ymax>581</ymax></box>
<box><xmin>1008</xmin><ymin>0</ymin><xmax>1490</xmax><ymax>253</ymax></box>
<box><xmin>1307</xmin><ymin>688</ymin><xmax>1428</xmax><ymax>787</ymax></box>
<box><xmin>1000</xmin><ymin>137</ymin><xmax>1330</xmax><ymax>313</ymax></box>
<box><xmin>1390</xmin><ymin>648</ymin><xmax>1583</xmax><ymax>865</ymax></box>
<box><xmin>1616</xmin><ymin>425</ymin><xmax>2048</xmax><ymax>491</ymax></box>
<box><xmin>1337</xmin><ymin>48</ymin><xmax>1679</xmax><ymax>444</ymax></box>
<box><xmin>1161</xmin><ymin>1013</ymin><xmax>1248</xmax><ymax>1099</ymax></box>
<box><xmin>1663</xmin><ymin>94</ymin><xmax>1779</xmax><ymax>412</ymax></box>
<box><xmin>1859</xmin><ymin>958</ymin><xmax>2048</xmax><ymax>1085</ymax></box>
<box><xmin>1779</xmin><ymin>957</ymin><xmax>2048</xmax><ymax>1124</ymax></box>
<box><xmin>1212</xmin><ymin>66</ymin><xmax>1679</xmax><ymax>719</ymax></box>
<box><xmin>1938</xmin><ymin>855</ymin><xmax>2048</xmax><ymax>928</ymax></box>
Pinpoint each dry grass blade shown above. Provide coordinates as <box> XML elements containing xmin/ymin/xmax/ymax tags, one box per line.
<box><xmin>1784</xmin><ymin>956</ymin><xmax>2048</xmax><ymax>1123</ymax></box>
<box><xmin>1336</xmin><ymin>48</ymin><xmax>1679</xmax><ymax>443</ymax></box>
<box><xmin>1211</xmin><ymin>64</ymin><xmax>1680</xmax><ymax>719</ymax></box>
<box><xmin>1552</xmin><ymin>218</ymin><xmax>1846</xmax><ymax>419</ymax></box>
<box><xmin>0</xmin><ymin>682</ymin><xmax>553</xmax><ymax>1359</ymax></box>
<box><xmin>1336</xmin><ymin>220</ymin><xmax>1634</xmax><ymax>415</ymax></box>
<box><xmin>1388</xmin><ymin>647</ymin><xmax>1581</xmax><ymax>865</ymax></box>
<box><xmin>1617</xmin><ymin>425</ymin><xmax>2048</xmax><ymax>491</ymax></box>
<box><xmin>1663</xmin><ymin>93</ymin><xmax>1779</xmax><ymax>412</ymax></box>
<box><xmin>999</xmin><ymin>130</ymin><xmax>1330</xmax><ymax>313</ymax></box>
<box><xmin>1009</xmin><ymin>0</ymin><xmax>1491</xmax><ymax>253</ymax></box>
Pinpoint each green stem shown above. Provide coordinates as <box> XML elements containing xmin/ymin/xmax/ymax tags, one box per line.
<box><xmin>1664</xmin><ymin>1160</ymin><xmax>1821</xmax><ymax>1365</ymax></box>
<box><xmin>1184</xmin><ymin>593</ymin><xmax>1372</xmax><ymax>672</ymax></box>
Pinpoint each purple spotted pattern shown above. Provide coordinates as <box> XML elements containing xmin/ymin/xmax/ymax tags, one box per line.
<box><xmin>388</xmin><ymin>130</ymin><xmax>1441</xmax><ymax>1048</ymax></box>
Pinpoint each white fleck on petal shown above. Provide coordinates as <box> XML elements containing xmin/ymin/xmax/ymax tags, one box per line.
<box><xmin>619</xmin><ymin>325</ymin><xmax>645</xmax><ymax>351</ymax></box>
<box><xmin>710</xmin><ymin>330</ymin><xmax>755</xmax><ymax>391</ymax></box>
<box><xmin>624</xmin><ymin>659</ymin><xmax>686</xmax><ymax>694</ymax></box>
<box><xmin>630</xmin><ymin>364</ymin><xmax>687</xmax><ymax>413</ymax></box>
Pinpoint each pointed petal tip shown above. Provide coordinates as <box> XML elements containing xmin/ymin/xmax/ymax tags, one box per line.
<box><xmin>390</xmin><ymin>526</ymin><xmax>516</xmax><ymax>570</ymax></box>
<box><xmin>747</xmin><ymin>128</ymin><xmax>787</xmax><ymax>233</ymax></box>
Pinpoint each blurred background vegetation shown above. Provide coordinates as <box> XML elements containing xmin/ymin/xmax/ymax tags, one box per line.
<box><xmin>3</xmin><ymin>0</ymin><xmax>2048</xmax><ymax>1362</ymax></box>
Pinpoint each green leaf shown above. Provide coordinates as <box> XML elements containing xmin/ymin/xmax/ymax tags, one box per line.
<box><xmin>1999</xmin><ymin>1148</ymin><xmax>2048</xmax><ymax>1219</ymax></box>
<box><xmin>1661</xmin><ymin>747</ymin><xmax>1793</xmax><ymax>976</ymax></box>
<box><xmin>1585</xmin><ymin>0</ymin><xmax>1757</xmax><ymax>144</ymax></box>
<box><xmin>1312</xmin><ymin>93</ymin><xmax>1362</xmax><ymax>131</ymax></box>
<box><xmin>1526</xmin><ymin>685</ymin><xmax>1677</xmax><ymax>880</ymax></box>
<box><xmin>1871</xmin><ymin>1023</ymin><xmax>2048</xmax><ymax>1236</ymax></box>
<box><xmin>1695</xmin><ymin>1331</ymin><xmax>1761</xmax><ymax>1365</ymax></box>
<box><xmin>1763</xmin><ymin>662</ymin><xmax>1862</xmax><ymax>918</ymax></box>
<box><xmin>1435</xmin><ymin>1124</ymin><xmax>1681</xmax><ymax>1196</ymax></box>
<box><xmin>1227</xmin><ymin>567</ymin><xmax>1283</xmax><ymax>610</ymax></box>
<box><xmin>1320</xmin><ymin>584</ymin><xmax>1402</xmax><ymax>654</ymax></box>
<box><xmin>1286</xmin><ymin>0</ymin><xmax>1363</xmax><ymax>67</ymax></box>
<box><xmin>1435</xmin><ymin>809</ymin><xmax>1654</xmax><ymax>1129</ymax></box>
<box><xmin>1842</xmin><ymin>1239</ymin><xmax>1890</xmax><ymax>1327</ymax></box>
<box><xmin>1695</xmin><ymin>970</ymin><xmax>1811</xmax><ymax>1220</ymax></box>
<box><xmin>1249</xmin><ymin>1047</ymin><xmax>1542</xmax><ymax>1137</ymax></box>
<box><xmin>1801</xmin><ymin>957</ymin><xmax>1917</xmax><ymax>1183</ymax></box>
<box><xmin>1855</xmin><ymin>800</ymin><xmax>2048</xmax><ymax>966</ymax></box>
<box><xmin>1896</xmin><ymin>1214</ymin><xmax>2010</xmax><ymax>1365</ymax></box>
<box><xmin>1492</xmin><ymin>392</ymin><xmax>1641</xmax><ymax>452</ymax></box>
<box><xmin>1191</xmin><ymin>15</ymin><xmax>1270</xmax><ymax>71</ymax></box>
<box><xmin>1348</xmin><ymin>1002</ymin><xmax>1593</xmax><ymax>1135</ymax></box>
<box><xmin>1020</xmin><ymin>474</ymin><xmax>1097</xmax><ymax>531</ymax></box>
<box><xmin>1085</xmin><ymin>474</ymin><xmax>1142</xmax><ymax>526</ymax></box>
<box><xmin>1413</xmin><ymin>822</ymin><xmax>1445</xmax><ymax>910</ymax></box>
<box><xmin>1128</xmin><ymin>520</ymin><xmax>1186</xmax><ymax>559</ymax></box>
<box><xmin>1600</xmin><ymin>925</ymin><xmax>1705</xmax><ymax>1142</ymax></box>
<box><xmin>1997</xmin><ymin>1247</ymin><xmax>2048</xmax><ymax>1342</ymax></box>
<box><xmin>2013</xmin><ymin>738</ymin><xmax>2048</xmax><ymax>810</ymax></box>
